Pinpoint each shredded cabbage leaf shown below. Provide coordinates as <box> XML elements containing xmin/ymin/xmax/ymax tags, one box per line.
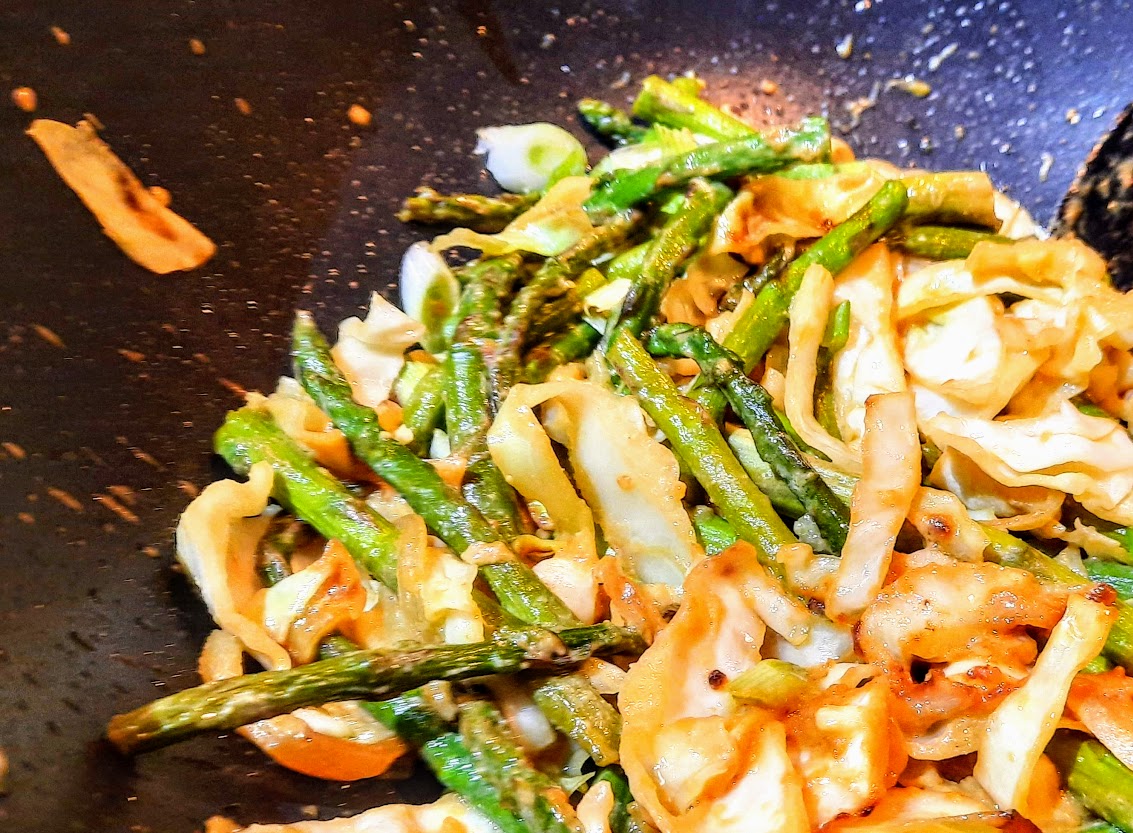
<box><xmin>924</xmin><ymin>401</ymin><xmax>1133</xmax><ymax>525</ymax></box>
<box><xmin>974</xmin><ymin>594</ymin><xmax>1114</xmax><ymax>815</ymax></box>
<box><xmin>332</xmin><ymin>292</ymin><xmax>424</xmax><ymax>408</ymax></box>
<box><xmin>475</xmin><ymin>122</ymin><xmax>587</xmax><ymax>193</ymax></box>
<box><xmin>431</xmin><ymin>176</ymin><xmax>594</xmax><ymax>257</ymax></box>
<box><xmin>27</xmin><ymin>119</ymin><xmax>216</xmax><ymax>273</ymax></box>
<box><xmin>176</xmin><ymin>461</ymin><xmax>290</xmax><ymax>670</ymax></box>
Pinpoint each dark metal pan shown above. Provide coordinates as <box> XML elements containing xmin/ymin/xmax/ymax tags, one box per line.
<box><xmin>2</xmin><ymin>1</ymin><xmax>1131</xmax><ymax>830</ymax></box>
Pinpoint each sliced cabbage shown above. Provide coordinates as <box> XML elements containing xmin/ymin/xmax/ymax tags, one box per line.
<box><xmin>399</xmin><ymin>242</ymin><xmax>459</xmax><ymax>353</ymax></box>
<box><xmin>576</xmin><ymin>779</ymin><xmax>616</xmax><ymax>833</ymax></box>
<box><xmin>928</xmin><ymin>448</ymin><xmax>1065</xmax><ymax>530</ymax></box>
<box><xmin>332</xmin><ymin>292</ymin><xmax>424</xmax><ymax>408</ymax></box>
<box><xmin>262</xmin><ymin>541</ymin><xmax>368</xmax><ymax>663</ymax></box>
<box><xmin>830</xmin><ymin>243</ymin><xmax>907</xmax><ymax>447</ymax></box>
<box><xmin>431</xmin><ymin>176</ymin><xmax>594</xmax><ymax>257</ymax></box>
<box><xmin>619</xmin><ymin>547</ymin><xmax>810</xmax><ymax>833</ymax></box>
<box><xmin>827</xmin><ymin>392</ymin><xmax>920</xmax><ymax>622</ymax></box>
<box><xmin>491</xmin><ymin>379</ymin><xmax>702</xmax><ymax>596</ymax></box>
<box><xmin>250</xmin><ymin>377</ymin><xmax>353</xmax><ymax>475</ymax></box>
<box><xmin>712</xmin><ymin>161</ymin><xmax>892</xmax><ymax>263</ymax></box>
<box><xmin>907</xmin><ymin>487</ymin><xmax>989</xmax><ymax>562</ymax></box>
<box><xmin>785</xmin><ymin>669</ymin><xmax>903</xmax><ymax>824</ymax></box>
<box><xmin>27</xmin><ymin>119</ymin><xmax>216</xmax><ymax>273</ymax></box>
<box><xmin>660</xmin><ymin>252</ymin><xmax>748</xmax><ymax>327</ymax></box>
<box><xmin>924</xmin><ymin>401</ymin><xmax>1133</xmax><ymax>525</ymax></box>
<box><xmin>226</xmin><ymin>793</ymin><xmax>498</xmax><ymax>833</ymax></box>
<box><xmin>974</xmin><ymin>594</ymin><xmax>1114</xmax><ymax>815</ymax></box>
<box><xmin>581</xmin><ymin>278</ymin><xmax>632</xmax><ymax>333</ymax></box>
<box><xmin>475</xmin><ymin>122</ymin><xmax>587</xmax><ymax>194</ymax></box>
<box><xmin>175</xmin><ymin>461</ymin><xmax>290</xmax><ymax>670</ymax></box>
<box><xmin>394</xmin><ymin>512</ymin><xmax>483</xmax><ymax>644</ymax></box>
<box><xmin>902</xmin><ymin>296</ymin><xmax>1040</xmax><ymax>418</ymax></box>
<box><xmin>784</xmin><ymin>263</ymin><xmax>863</xmax><ymax>473</ymax></box>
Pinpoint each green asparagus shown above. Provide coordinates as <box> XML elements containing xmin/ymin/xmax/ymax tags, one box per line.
<box><xmin>400</xmin><ymin>365</ymin><xmax>445</xmax><ymax>456</ymax></box>
<box><xmin>1049</xmin><ymin>736</ymin><xmax>1133</xmax><ymax>833</ymax></box>
<box><xmin>524</xmin><ymin>322</ymin><xmax>602</xmax><ymax>383</ymax></box>
<box><xmin>584</xmin><ymin>117</ymin><xmax>831</xmax><ymax>220</ymax></box>
<box><xmin>1087</xmin><ymin>560</ymin><xmax>1133</xmax><ymax>601</ymax></box>
<box><xmin>691</xmin><ymin>505</ymin><xmax>739</xmax><ymax>555</ymax></box>
<box><xmin>632</xmin><ymin>75</ymin><xmax>756</xmax><ymax>140</ymax></box>
<box><xmin>648</xmin><ymin>323</ymin><xmax>849</xmax><ymax>551</ymax></box>
<box><xmin>292</xmin><ymin>314</ymin><xmax>578</xmax><ymax>629</ymax></box>
<box><xmin>216</xmin><ymin>406</ymin><xmax>402</xmax><ymax>589</ymax></box>
<box><xmin>608</xmin><ymin>179</ymin><xmax>732</xmax><ymax>340</ymax></box>
<box><xmin>533</xmin><ymin>675</ymin><xmax>622</xmax><ymax>766</ymax></box>
<box><xmin>604</xmin><ymin>241</ymin><xmax>651</xmax><ymax>283</ymax></box>
<box><xmin>890</xmin><ymin>224</ymin><xmax>1012</xmax><ymax>260</ymax></box>
<box><xmin>398</xmin><ymin>186</ymin><xmax>539</xmax><ymax>232</ymax></box>
<box><xmin>577</xmin><ymin>98</ymin><xmax>648</xmax><ymax>146</ymax></box>
<box><xmin>723</xmin><ymin>179</ymin><xmax>909</xmax><ymax>370</ymax></box>
<box><xmin>496</xmin><ymin>215</ymin><xmax>639</xmax><ymax>393</ymax></box>
<box><xmin>460</xmin><ymin>701</ymin><xmax>585</xmax><ymax>833</ymax></box>
<box><xmin>607</xmin><ymin>328</ymin><xmax>797</xmax><ymax>565</ymax></box>
<box><xmin>107</xmin><ymin>622</ymin><xmax>642</xmax><ymax>755</ymax></box>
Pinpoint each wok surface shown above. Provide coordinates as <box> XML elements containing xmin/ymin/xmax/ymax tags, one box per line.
<box><xmin>2</xmin><ymin>1</ymin><xmax>1132</xmax><ymax>830</ymax></box>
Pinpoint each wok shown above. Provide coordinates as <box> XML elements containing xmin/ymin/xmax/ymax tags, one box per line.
<box><xmin>1</xmin><ymin>1</ymin><xmax>1131</xmax><ymax>830</ymax></box>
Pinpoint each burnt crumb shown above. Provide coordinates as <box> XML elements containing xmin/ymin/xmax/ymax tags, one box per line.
<box><xmin>708</xmin><ymin>669</ymin><xmax>727</xmax><ymax>689</ymax></box>
<box><xmin>1087</xmin><ymin>583</ymin><xmax>1118</xmax><ymax>605</ymax></box>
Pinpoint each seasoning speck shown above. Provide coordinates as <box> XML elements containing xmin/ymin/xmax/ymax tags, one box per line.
<box><xmin>189</xmin><ymin>38</ymin><xmax>206</xmax><ymax>55</ymax></box>
<box><xmin>94</xmin><ymin>493</ymin><xmax>139</xmax><ymax>524</ymax></box>
<box><xmin>1066</xmin><ymin>108</ymin><xmax>1081</xmax><ymax>125</ymax></box>
<box><xmin>540</xmin><ymin>33</ymin><xmax>556</xmax><ymax>49</ymax></box>
<box><xmin>51</xmin><ymin>26</ymin><xmax>71</xmax><ymax>46</ymax></box>
<box><xmin>759</xmin><ymin>79</ymin><xmax>779</xmax><ymax>95</ymax></box>
<box><xmin>1039</xmin><ymin>152</ymin><xmax>1054</xmax><ymax>183</ymax></box>
<box><xmin>32</xmin><ymin>324</ymin><xmax>65</xmax><ymax>349</ymax></box>
<box><xmin>18</xmin><ymin>512</ymin><xmax>35</xmax><ymax>525</ymax></box>
<box><xmin>888</xmin><ymin>76</ymin><xmax>932</xmax><ymax>98</ymax></box>
<box><xmin>11</xmin><ymin>86</ymin><xmax>37</xmax><ymax>113</ymax></box>
<box><xmin>234</xmin><ymin>97</ymin><xmax>252</xmax><ymax>115</ymax></box>
<box><xmin>46</xmin><ymin>487</ymin><xmax>84</xmax><ymax>512</ymax></box>
<box><xmin>835</xmin><ymin>34</ymin><xmax>854</xmax><ymax>59</ymax></box>
<box><xmin>927</xmin><ymin>42</ymin><xmax>958</xmax><ymax>72</ymax></box>
<box><xmin>347</xmin><ymin>104</ymin><xmax>372</xmax><ymax>127</ymax></box>
<box><xmin>2</xmin><ymin>442</ymin><xmax>27</xmax><ymax>460</ymax></box>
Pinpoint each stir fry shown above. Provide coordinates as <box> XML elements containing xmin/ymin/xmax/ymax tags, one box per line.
<box><xmin>107</xmin><ymin>74</ymin><xmax>1133</xmax><ymax>833</ymax></box>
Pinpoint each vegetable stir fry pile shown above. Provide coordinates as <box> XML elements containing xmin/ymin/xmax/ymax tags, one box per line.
<box><xmin>109</xmin><ymin>75</ymin><xmax>1133</xmax><ymax>833</ymax></box>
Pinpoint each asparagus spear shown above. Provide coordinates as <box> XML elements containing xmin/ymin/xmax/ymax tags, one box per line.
<box><xmin>107</xmin><ymin>622</ymin><xmax>642</xmax><ymax>755</ymax></box>
<box><xmin>577</xmin><ymin>98</ymin><xmax>648</xmax><ymax>146</ymax></box>
<box><xmin>400</xmin><ymin>365</ymin><xmax>445</xmax><ymax>456</ymax></box>
<box><xmin>983</xmin><ymin>527</ymin><xmax>1133</xmax><ymax>670</ymax></box>
<box><xmin>533</xmin><ymin>675</ymin><xmax>622</xmax><ymax>766</ymax></box>
<box><xmin>442</xmin><ymin>255</ymin><xmax>525</xmax><ymax>347</ymax></box>
<box><xmin>445</xmin><ymin>257</ymin><xmax>532</xmax><ymax>537</ymax></box>
<box><xmin>607</xmin><ymin>328</ymin><xmax>796</xmax><ymax>566</ymax></box>
<box><xmin>528</xmin><ymin>293</ymin><xmax>586</xmax><ymax>345</ymax></box>
<box><xmin>607</xmin><ymin>179</ymin><xmax>733</xmax><ymax>341</ymax></box>
<box><xmin>366</xmin><ymin>691</ymin><xmax>531</xmax><ymax>833</ymax></box>
<box><xmin>496</xmin><ymin>215</ymin><xmax>639</xmax><ymax>394</ymax></box>
<box><xmin>584</xmin><ymin>117</ymin><xmax>831</xmax><ymax>220</ymax></box>
<box><xmin>890</xmin><ymin>224</ymin><xmax>1012</xmax><ymax>260</ymax></box>
<box><xmin>1087</xmin><ymin>560</ymin><xmax>1133</xmax><ymax>601</ymax></box>
<box><xmin>524</xmin><ymin>322</ymin><xmax>602</xmax><ymax>383</ymax></box>
<box><xmin>459</xmin><ymin>701</ymin><xmax>585</xmax><ymax>833</ymax></box>
<box><xmin>398</xmin><ymin>186</ymin><xmax>539</xmax><ymax>232</ymax></box>
<box><xmin>720</xmin><ymin>244</ymin><xmax>794</xmax><ymax>311</ymax></box>
<box><xmin>631</xmin><ymin>75</ymin><xmax>756</xmax><ymax>141</ymax></box>
<box><xmin>1049</xmin><ymin>736</ymin><xmax>1133</xmax><ymax>833</ymax></box>
<box><xmin>292</xmin><ymin>314</ymin><xmax>578</xmax><ymax>629</ymax></box>
<box><xmin>723</xmin><ymin>179</ymin><xmax>909</xmax><ymax>371</ymax></box>
<box><xmin>216</xmin><ymin>406</ymin><xmax>402</xmax><ymax>589</ymax></box>
<box><xmin>647</xmin><ymin>323</ymin><xmax>849</xmax><ymax>551</ymax></box>
<box><xmin>604</xmin><ymin>241</ymin><xmax>650</xmax><ymax>283</ymax></box>
<box><xmin>691</xmin><ymin>505</ymin><xmax>739</xmax><ymax>555</ymax></box>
